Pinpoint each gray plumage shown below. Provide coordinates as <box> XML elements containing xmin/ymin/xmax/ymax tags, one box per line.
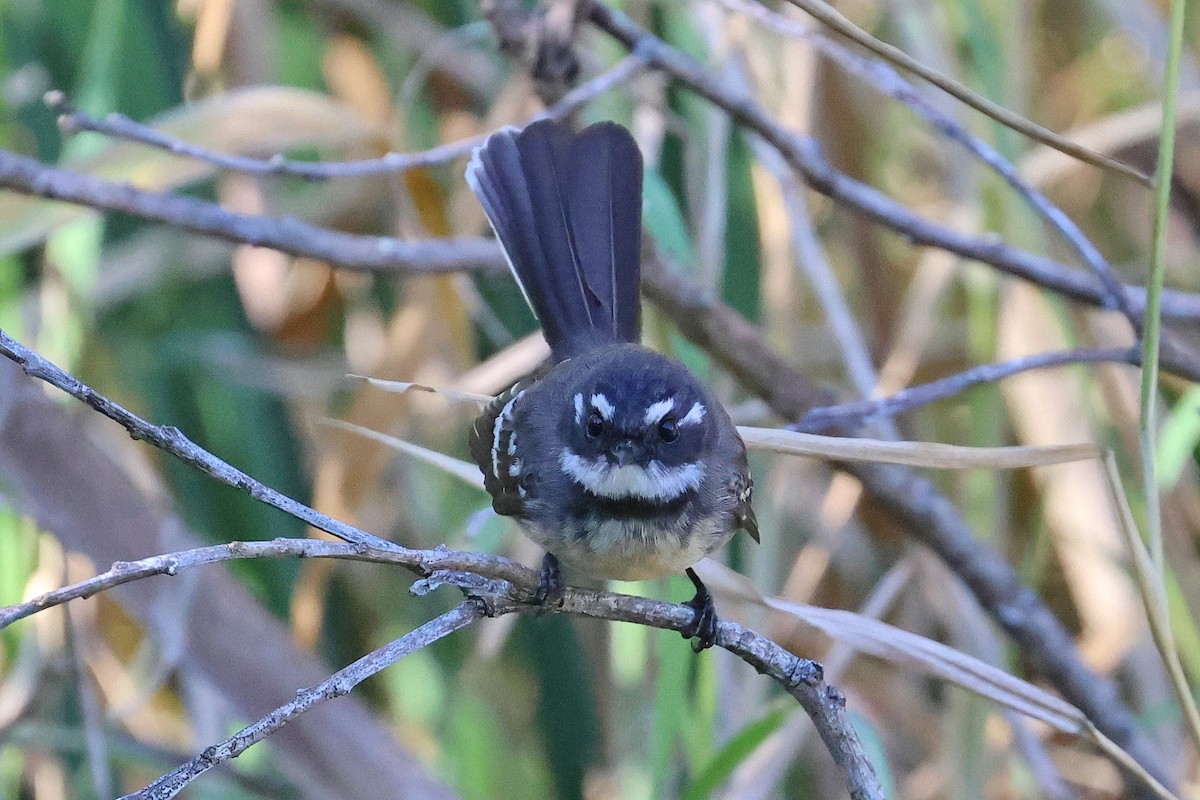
<box><xmin>466</xmin><ymin>121</ymin><xmax>756</xmax><ymax>645</ymax></box>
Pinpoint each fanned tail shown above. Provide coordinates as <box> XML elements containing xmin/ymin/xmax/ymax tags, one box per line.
<box><xmin>466</xmin><ymin>120</ymin><xmax>643</xmax><ymax>362</ymax></box>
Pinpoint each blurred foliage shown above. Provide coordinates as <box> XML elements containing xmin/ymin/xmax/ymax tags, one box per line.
<box><xmin>0</xmin><ymin>0</ymin><xmax>1199</xmax><ymax>799</ymax></box>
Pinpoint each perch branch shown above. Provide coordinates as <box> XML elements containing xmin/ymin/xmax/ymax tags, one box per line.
<box><xmin>0</xmin><ymin>538</ymin><xmax>533</xmax><ymax>633</ymax></box>
<box><xmin>2</xmin><ymin>534</ymin><xmax>882</xmax><ymax>800</ymax></box>
<box><xmin>4</xmin><ymin>531</ymin><xmax>1177</xmax><ymax>799</ymax></box>
<box><xmin>0</xmin><ymin>334</ymin><xmax>881</xmax><ymax>800</ymax></box>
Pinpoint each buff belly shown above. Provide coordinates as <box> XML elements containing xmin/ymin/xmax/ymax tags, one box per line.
<box><xmin>523</xmin><ymin>516</ymin><xmax>732</xmax><ymax>581</ymax></box>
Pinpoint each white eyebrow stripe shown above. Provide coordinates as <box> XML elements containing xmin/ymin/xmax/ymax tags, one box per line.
<box><xmin>591</xmin><ymin>393</ymin><xmax>615</xmax><ymax>420</ymax></box>
<box><xmin>679</xmin><ymin>402</ymin><xmax>706</xmax><ymax>426</ymax></box>
<box><xmin>643</xmin><ymin>398</ymin><xmax>676</xmax><ymax>426</ymax></box>
<box><xmin>574</xmin><ymin>393</ymin><xmax>585</xmax><ymax>424</ymax></box>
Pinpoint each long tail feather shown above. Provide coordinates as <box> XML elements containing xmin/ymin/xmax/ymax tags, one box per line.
<box><xmin>466</xmin><ymin>120</ymin><xmax>643</xmax><ymax>361</ymax></box>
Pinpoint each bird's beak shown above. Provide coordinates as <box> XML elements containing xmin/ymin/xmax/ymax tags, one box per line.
<box><xmin>612</xmin><ymin>440</ymin><xmax>638</xmax><ymax>467</ymax></box>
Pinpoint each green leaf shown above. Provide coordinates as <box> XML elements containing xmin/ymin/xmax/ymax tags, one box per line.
<box><xmin>1156</xmin><ymin>385</ymin><xmax>1200</xmax><ymax>488</ymax></box>
<box><xmin>852</xmin><ymin>710</ymin><xmax>895</xmax><ymax>800</ymax></box>
<box><xmin>679</xmin><ymin>704</ymin><xmax>791</xmax><ymax>800</ymax></box>
<box><xmin>643</xmin><ymin>166</ymin><xmax>694</xmax><ymax>264</ymax></box>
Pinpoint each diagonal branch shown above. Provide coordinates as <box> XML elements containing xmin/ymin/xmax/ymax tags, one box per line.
<box><xmin>774</xmin><ymin>0</ymin><xmax>1150</xmax><ymax>186</ymax></box>
<box><xmin>638</xmin><ymin>257</ymin><xmax>1173</xmax><ymax>792</ymax></box>
<box><xmin>123</xmin><ymin>601</ymin><xmax>490</xmax><ymax>800</ymax></box>
<box><xmin>0</xmin><ymin>332</ymin><xmax>881</xmax><ymax>799</ymax></box>
<box><xmin>797</xmin><ymin>346</ymin><xmax>1140</xmax><ymax>432</ymax></box>
<box><xmin>0</xmin><ymin>329</ymin><xmax>399</xmax><ymax>552</ymax></box>
<box><xmin>799</xmin><ymin>29</ymin><xmax>1139</xmax><ymax>332</ymax></box>
<box><xmin>585</xmin><ymin>3</ymin><xmax>1200</xmax><ymax>331</ymax></box>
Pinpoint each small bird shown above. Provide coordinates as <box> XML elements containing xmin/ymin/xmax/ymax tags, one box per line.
<box><xmin>465</xmin><ymin>119</ymin><xmax>758</xmax><ymax>651</ymax></box>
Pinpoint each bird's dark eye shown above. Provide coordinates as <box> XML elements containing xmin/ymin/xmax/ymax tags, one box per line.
<box><xmin>586</xmin><ymin>411</ymin><xmax>604</xmax><ymax>438</ymax></box>
<box><xmin>658</xmin><ymin>417</ymin><xmax>679</xmax><ymax>443</ymax></box>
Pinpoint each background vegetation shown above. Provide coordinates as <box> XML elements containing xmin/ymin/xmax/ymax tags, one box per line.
<box><xmin>0</xmin><ymin>0</ymin><xmax>1198</xmax><ymax>798</ymax></box>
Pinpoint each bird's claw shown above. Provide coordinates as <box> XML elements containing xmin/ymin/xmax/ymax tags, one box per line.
<box><xmin>534</xmin><ymin>552</ymin><xmax>565</xmax><ymax>609</ymax></box>
<box><xmin>681</xmin><ymin>568</ymin><xmax>719</xmax><ymax>651</ymax></box>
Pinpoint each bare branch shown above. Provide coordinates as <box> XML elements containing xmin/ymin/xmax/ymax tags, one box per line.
<box><xmin>3</xmin><ymin>531</ymin><xmax>882</xmax><ymax>799</ymax></box>
<box><xmin>775</xmin><ymin>0</ymin><xmax>1151</xmax><ymax>187</ymax></box>
<box><xmin>0</xmin><ymin>538</ymin><xmax>537</xmax><ymax>633</ymax></box>
<box><xmin>797</xmin><ymin>346</ymin><xmax>1139</xmax><ymax>432</ymax></box>
<box><xmin>803</xmin><ymin>30</ymin><xmax>1139</xmax><ymax>333</ymax></box>
<box><xmin>585</xmin><ymin>3</ymin><xmax>1200</xmax><ymax>331</ymax></box>
<box><xmin>0</xmin><ymin>330</ymin><xmax>401</xmax><ymax>551</ymax></box>
<box><xmin>0</xmin><ymin>149</ymin><xmax>506</xmax><ymax>274</ymax></box>
<box><xmin>122</xmin><ymin>601</ymin><xmax>490</xmax><ymax>800</ymax></box>
<box><xmin>638</xmin><ymin>257</ymin><xmax>1173</xmax><ymax>791</ymax></box>
<box><xmin>46</xmin><ymin>55</ymin><xmax>645</xmax><ymax>179</ymax></box>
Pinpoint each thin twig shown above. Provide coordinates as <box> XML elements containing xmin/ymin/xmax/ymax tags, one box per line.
<box><xmin>585</xmin><ymin>1</ymin><xmax>1200</xmax><ymax>351</ymax></box>
<box><xmin>46</xmin><ymin>55</ymin><xmax>646</xmax><ymax>179</ymax></box>
<box><xmin>0</xmin><ymin>330</ymin><xmax>403</xmax><ymax>551</ymax></box>
<box><xmin>0</xmin><ymin>538</ymin><xmax>532</xmax><ymax>633</ymax></box>
<box><xmin>638</xmin><ymin>256</ymin><xmax>1174</xmax><ymax>790</ymax></box>
<box><xmin>796</xmin><ymin>346</ymin><xmax>1139</xmax><ymax>432</ymax></box>
<box><xmin>0</xmin><ymin>333</ymin><xmax>882</xmax><ymax>799</ymax></box>
<box><xmin>804</xmin><ymin>30</ymin><xmax>1138</xmax><ymax>326</ymax></box>
<box><xmin>122</xmin><ymin>601</ymin><xmax>490</xmax><ymax>800</ymax></box>
<box><xmin>775</xmin><ymin>0</ymin><xmax>1151</xmax><ymax>187</ymax></box>
<box><xmin>0</xmin><ymin>149</ymin><xmax>507</xmax><ymax>274</ymax></box>
<box><xmin>5</xmin><ymin>534</ymin><xmax>882</xmax><ymax>799</ymax></box>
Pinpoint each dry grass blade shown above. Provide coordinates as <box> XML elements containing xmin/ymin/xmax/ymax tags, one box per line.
<box><xmin>320</xmin><ymin>418</ymin><xmax>484</xmax><ymax>490</ymax></box>
<box><xmin>737</xmin><ymin>427</ymin><xmax>1100</xmax><ymax>469</ymax></box>
<box><xmin>1101</xmin><ymin>452</ymin><xmax>1200</xmax><ymax>750</ymax></box>
<box><xmin>350</xmin><ymin>375</ymin><xmax>495</xmax><ymax>405</ymax></box>
<box><xmin>1018</xmin><ymin>91</ymin><xmax>1200</xmax><ymax>187</ymax></box>
<box><xmin>698</xmin><ymin>563</ymin><xmax>1181</xmax><ymax>800</ymax></box>
<box><xmin>702</xmin><ymin>562</ymin><xmax>1083</xmax><ymax>730</ymax></box>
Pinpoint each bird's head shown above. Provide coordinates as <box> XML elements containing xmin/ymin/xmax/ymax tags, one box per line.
<box><xmin>558</xmin><ymin>349</ymin><xmax>713</xmax><ymax>503</ymax></box>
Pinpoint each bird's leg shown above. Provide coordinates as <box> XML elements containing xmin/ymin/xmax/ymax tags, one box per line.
<box><xmin>534</xmin><ymin>552</ymin><xmax>566</xmax><ymax>607</ymax></box>
<box><xmin>681</xmin><ymin>568</ymin><xmax>719</xmax><ymax>652</ymax></box>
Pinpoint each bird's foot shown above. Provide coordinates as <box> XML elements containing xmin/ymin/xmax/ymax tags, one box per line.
<box><xmin>681</xmin><ymin>568</ymin><xmax>719</xmax><ymax>652</ymax></box>
<box><xmin>534</xmin><ymin>552</ymin><xmax>565</xmax><ymax>608</ymax></box>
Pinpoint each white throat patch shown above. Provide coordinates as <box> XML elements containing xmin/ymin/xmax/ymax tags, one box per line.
<box><xmin>559</xmin><ymin>449</ymin><xmax>705</xmax><ymax>501</ymax></box>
